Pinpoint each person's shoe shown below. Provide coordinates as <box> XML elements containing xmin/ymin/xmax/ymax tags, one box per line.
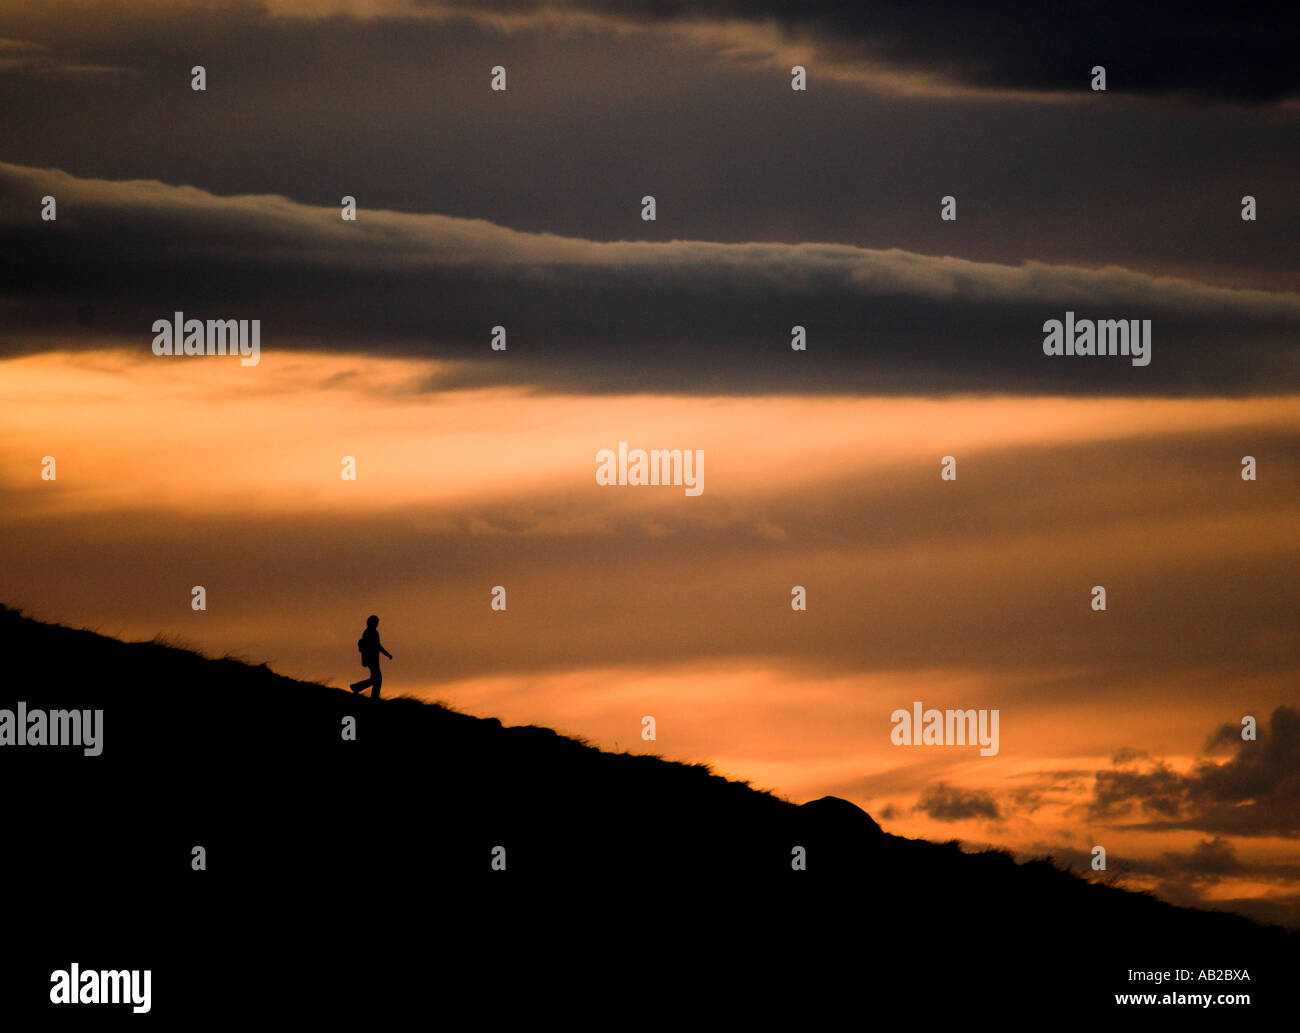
<box><xmin>349</xmin><ymin>682</ymin><xmax>362</xmax><ymax>693</ymax></box>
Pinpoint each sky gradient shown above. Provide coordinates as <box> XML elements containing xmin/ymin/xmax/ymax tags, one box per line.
<box><xmin>1</xmin><ymin>0</ymin><xmax>1297</xmax><ymax>927</ymax></box>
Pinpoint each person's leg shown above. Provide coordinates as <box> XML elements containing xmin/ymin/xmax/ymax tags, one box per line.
<box><xmin>350</xmin><ymin>670</ymin><xmax>374</xmax><ymax>692</ymax></box>
<box><xmin>370</xmin><ymin>665</ymin><xmax>382</xmax><ymax>699</ymax></box>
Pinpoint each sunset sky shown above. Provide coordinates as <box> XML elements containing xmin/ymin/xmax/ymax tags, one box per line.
<box><xmin>1</xmin><ymin>0</ymin><xmax>1297</xmax><ymax>927</ymax></box>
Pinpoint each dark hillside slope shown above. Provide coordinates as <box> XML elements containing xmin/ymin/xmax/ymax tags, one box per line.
<box><xmin>1</xmin><ymin>604</ymin><xmax>1292</xmax><ymax>1021</ymax></box>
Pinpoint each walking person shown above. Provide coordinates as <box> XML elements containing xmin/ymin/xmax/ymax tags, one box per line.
<box><xmin>350</xmin><ymin>615</ymin><xmax>392</xmax><ymax>698</ymax></box>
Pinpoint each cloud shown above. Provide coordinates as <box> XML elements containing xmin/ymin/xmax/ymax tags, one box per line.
<box><xmin>246</xmin><ymin>1</ymin><xmax>1300</xmax><ymax>104</ymax></box>
<box><xmin>1161</xmin><ymin>836</ymin><xmax>1244</xmax><ymax>881</ymax></box>
<box><xmin>1092</xmin><ymin>759</ymin><xmax>1188</xmax><ymax>818</ymax></box>
<box><xmin>914</xmin><ymin>782</ymin><xmax>1000</xmax><ymax>821</ymax></box>
<box><xmin>0</xmin><ymin>35</ymin><xmax>132</xmax><ymax>75</ymax></box>
<box><xmin>1089</xmin><ymin>706</ymin><xmax>1300</xmax><ymax>836</ymax></box>
<box><xmin>3</xmin><ymin>4</ymin><xmax>1297</xmax><ymax>289</ymax></box>
<box><xmin>426</xmin><ymin>1</ymin><xmax>1300</xmax><ymax>104</ymax></box>
<box><xmin>1044</xmin><ymin>836</ymin><xmax>1247</xmax><ymax>883</ymax></box>
<box><xmin>3</xmin><ymin>161</ymin><xmax>1297</xmax><ymax>396</ymax></box>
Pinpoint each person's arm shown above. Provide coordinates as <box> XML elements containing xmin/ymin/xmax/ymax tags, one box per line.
<box><xmin>379</xmin><ymin>639</ymin><xmax>393</xmax><ymax>659</ymax></box>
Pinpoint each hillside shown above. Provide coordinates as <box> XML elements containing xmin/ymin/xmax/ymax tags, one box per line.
<box><xmin>1</xmin><ymin>603</ymin><xmax>1293</xmax><ymax>1021</ymax></box>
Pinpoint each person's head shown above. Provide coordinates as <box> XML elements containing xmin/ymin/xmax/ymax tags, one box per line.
<box><xmin>366</xmin><ymin>615</ymin><xmax>379</xmax><ymax>628</ymax></box>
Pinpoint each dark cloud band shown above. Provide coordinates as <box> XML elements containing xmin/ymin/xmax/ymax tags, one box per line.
<box><xmin>469</xmin><ymin>0</ymin><xmax>1300</xmax><ymax>103</ymax></box>
<box><xmin>2</xmin><ymin>162</ymin><xmax>1296</xmax><ymax>396</ymax></box>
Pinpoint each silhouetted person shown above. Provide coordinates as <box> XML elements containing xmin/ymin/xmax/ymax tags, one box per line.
<box><xmin>350</xmin><ymin>615</ymin><xmax>392</xmax><ymax>698</ymax></box>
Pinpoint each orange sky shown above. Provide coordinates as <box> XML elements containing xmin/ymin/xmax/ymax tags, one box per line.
<box><xmin>2</xmin><ymin>347</ymin><xmax>1298</xmax><ymax>923</ymax></box>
